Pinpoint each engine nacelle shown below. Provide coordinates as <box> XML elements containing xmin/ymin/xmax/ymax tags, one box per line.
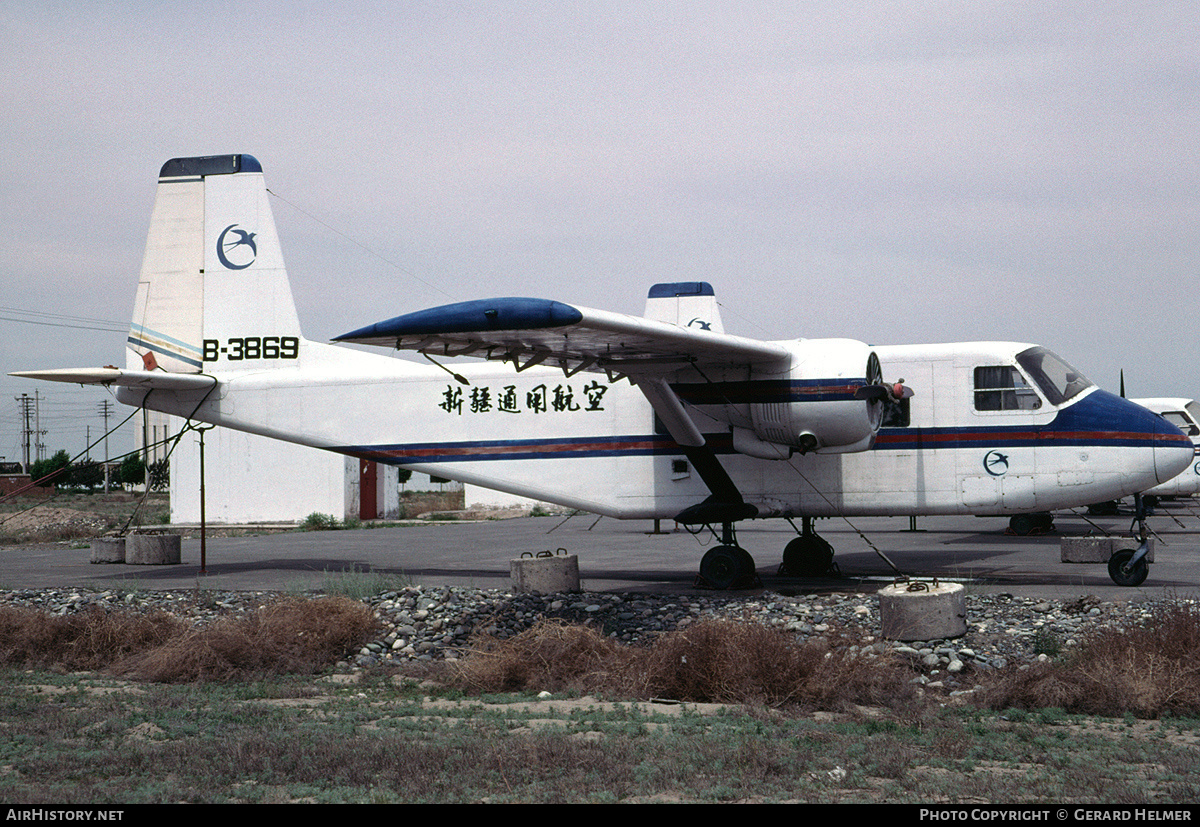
<box><xmin>675</xmin><ymin>339</ymin><xmax>885</xmax><ymax>458</ymax></box>
<box><xmin>752</xmin><ymin>339</ymin><xmax>883</xmax><ymax>454</ymax></box>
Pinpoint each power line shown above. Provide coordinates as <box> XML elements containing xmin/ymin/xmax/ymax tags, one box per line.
<box><xmin>0</xmin><ymin>305</ymin><xmax>126</xmax><ymax>333</ymax></box>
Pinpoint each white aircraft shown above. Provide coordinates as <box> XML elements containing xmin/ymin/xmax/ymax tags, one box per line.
<box><xmin>1131</xmin><ymin>398</ymin><xmax>1200</xmax><ymax>501</ymax></box>
<box><xmin>13</xmin><ymin>154</ymin><xmax>1193</xmax><ymax>588</ymax></box>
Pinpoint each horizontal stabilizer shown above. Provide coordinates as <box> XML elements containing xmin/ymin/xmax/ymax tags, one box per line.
<box><xmin>10</xmin><ymin>368</ymin><xmax>216</xmax><ymax>391</ymax></box>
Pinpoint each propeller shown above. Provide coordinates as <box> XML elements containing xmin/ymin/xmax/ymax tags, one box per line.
<box><xmin>855</xmin><ymin>381</ymin><xmax>914</xmax><ymax>402</ymax></box>
<box><xmin>855</xmin><ymin>353</ymin><xmax>914</xmax><ymax>401</ymax></box>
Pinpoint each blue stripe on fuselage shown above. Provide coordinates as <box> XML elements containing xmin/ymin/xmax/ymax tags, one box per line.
<box><xmin>670</xmin><ymin>378</ymin><xmax>865</xmax><ymax>405</ymax></box>
<box><xmin>339</xmin><ymin>389</ymin><xmax>1188</xmax><ymax>464</ymax></box>
<box><xmin>875</xmin><ymin>389</ymin><xmax>1188</xmax><ymax>450</ymax></box>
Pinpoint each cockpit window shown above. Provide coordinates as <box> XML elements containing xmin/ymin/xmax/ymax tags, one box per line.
<box><xmin>1186</xmin><ymin>401</ymin><xmax>1200</xmax><ymax>429</ymax></box>
<box><xmin>1015</xmin><ymin>346</ymin><xmax>1093</xmax><ymax>406</ymax></box>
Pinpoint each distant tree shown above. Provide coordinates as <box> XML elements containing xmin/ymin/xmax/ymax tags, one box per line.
<box><xmin>68</xmin><ymin>460</ymin><xmax>104</xmax><ymax>490</ymax></box>
<box><xmin>28</xmin><ymin>450</ymin><xmax>70</xmax><ymax>487</ymax></box>
<box><xmin>119</xmin><ymin>453</ymin><xmax>146</xmax><ymax>486</ymax></box>
<box><xmin>148</xmin><ymin>459</ymin><xmax>169</xmax><ymax>490</ymax></box>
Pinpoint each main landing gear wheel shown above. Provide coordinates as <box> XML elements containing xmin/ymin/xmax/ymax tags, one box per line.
<box><xmin>1108</xmin><ymin>549</ymin><xmax>1149</xmax><ymax>587</ymax></box>
<box><xmin>699</xmin><ymin>545</ymin><xmax>756</xmax><ymax>590</ymax></box>
<box><xmin>1008</xmin><ymin>513</ymin><xmax>1054</xmax><ymax>536</ymax></box>
<box><xmin>782</xmin><ymin>534</ymin><xmax>835</xmax><ymax>577</ymax></box>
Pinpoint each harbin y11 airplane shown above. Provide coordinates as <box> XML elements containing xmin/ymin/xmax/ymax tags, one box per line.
<box><xmin>12</xmin><ymin>154</ymin><xmax>1193</xmax><ymax>588</ymax></box>
<box><xmin>1130</xmin><ymin>398</ymin><xmax>1200</xmax><ymax>504</ymax></box>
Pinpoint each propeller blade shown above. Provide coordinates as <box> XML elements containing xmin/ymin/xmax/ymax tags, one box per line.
<box><xmin>855</xmin><ymin>381</ymin><xmax>914</xmax><ymax>401</ymax></box>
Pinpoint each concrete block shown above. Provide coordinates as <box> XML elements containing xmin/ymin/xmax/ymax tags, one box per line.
<box><xmin>1061</xmin><ymin>536</ymin><xmax>1113</xmax><ymax>562</ymax></box>
<box><xmin>127</xmin><ymin>533</ymin><xmax>181</xmax><ymax>565</ymax></box>
<box><xmin>90</xmin><ymin>537</ymin><xmax>125</xmax><ymax>564</ymax></box>
<box><xmin>878</xmin><ymin>581</ymin><xmax>967</xmax><ymax>641</ymax></box>
<box><xmin>1061</xmin><ymin>536</ymin><xmax>1154</xmax><ymax>563</ymax></box>
<box><xmin>510</xmin><ymin>551</ymin><xmax>580</xmax><ymax>593</ymax></box>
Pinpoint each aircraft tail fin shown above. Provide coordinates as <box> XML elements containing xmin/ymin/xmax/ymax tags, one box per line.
<box><xmin>642</xmin><ymin>282</ymin><xmax>724</xmax><ymax>334</ymax></box>
<box><xmin>127</xmin><ymin>154</ymin><xmax>303</xmax><ymax>373</ymax></box>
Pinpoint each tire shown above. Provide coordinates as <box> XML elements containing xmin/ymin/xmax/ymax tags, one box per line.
<box><xmin>783</xmin><ymin>535</ymin><xmax>834</xmax><ymax>577</ymax></box>
<box><xmin>1108</xmin><ymin>549</ymin><xmax>1149</xmax><ymax>587</ymax></box>
<box><xmin>1008</xmin><ymin>515</ymin><xmax>1036</xmax><ymax>535</ymax></box>
<box><xmin>700</xmin><ymin>545</ymin><xmax>746</xmax><ymax>590</ymax></box>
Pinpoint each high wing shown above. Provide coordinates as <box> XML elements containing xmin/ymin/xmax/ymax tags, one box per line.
<box><xmin>335</xmin><ymin>297</ymin><xmax>795</xmax><ymax>451</ymax></box>
<box><xmin>334</xmin><ymin>297</ymin><xmax>792</xmax><ymax>380</ymax></box>
<box><xmin>8</xmin><ymin>368</ymin><xmax>217</xmax><ymax>391</ymax></box>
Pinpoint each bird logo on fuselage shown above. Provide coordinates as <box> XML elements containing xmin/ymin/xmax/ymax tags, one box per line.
<box><xmin>984</xmin><ymin>450</ymin><xmax>1009</xmax><ymax>476</ymax></box>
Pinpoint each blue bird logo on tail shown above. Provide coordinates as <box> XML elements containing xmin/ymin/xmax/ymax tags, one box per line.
<box><xmin>216</xmin><ymin>224</ymin><xmax>258</xmax><ymax>270</ymax></box>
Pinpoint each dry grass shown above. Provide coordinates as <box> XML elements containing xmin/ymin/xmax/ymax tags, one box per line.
<box><xmin>451</xmin><ymin>618</ymin><xmax>919</xmax><ymax>710</ymax></box>
<box><xmin>0</xmin><ymin>597</ymin><xmax>377</xmax><ymax>682</ymax></box>
<box><xmin>0</xmin><ymin>605</ymin><xmax>184</xmax><ymax>671</ymax></box>
<box><xmin>116</xmin><ymin>596</ymin><xmax>378</xmax><ymax>682</ymax></box>
<box><xmin>974</xmin><ymin>599</ymin><xmax>1200</xmax><ymax>718</ymax></box>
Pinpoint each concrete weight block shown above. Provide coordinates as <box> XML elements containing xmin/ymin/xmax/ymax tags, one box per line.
<box><xmin>878</xmin><ymin>581</ymin><xmax>967</xmax><ymax>641</ymax></box>
<box><xmin>90</xmin><ymin>537</ymin><xmax>125</xmax><ymax>563</ymax></box>
<box><xmin>127</xmin><ymin>533</ymin><xmax>181</xmax><ymax>565</ymax></box>
<box><xmin>1061</xmin><ymin>536</ymin><xmax>1113</xmax><ymax>563</ymax></box>
<box><xmin>511</xmin><ymin>551</ymin><xmax>580</xmax><ymax>593</ymax></box>
<box><xmin>1061</xmin><ymin>536</ymin><xmax>1154</xmax><ymax>563</ymax></box>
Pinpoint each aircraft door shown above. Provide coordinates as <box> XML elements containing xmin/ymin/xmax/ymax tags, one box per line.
<box><xmin>360</xmin><ymin>459</ymin><xmax>378</xmax><ymax>520</ymax></box>
<box><xmin>957</xmin><ymin>362</ymin><xmax>1038</xmax><ymax>511</ymax></box>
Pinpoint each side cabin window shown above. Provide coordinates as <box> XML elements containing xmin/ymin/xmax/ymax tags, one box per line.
<box><xmin>974</xmin><ymin>366</ymin><xmax>1041</xmax><ymax>411</ymax></box>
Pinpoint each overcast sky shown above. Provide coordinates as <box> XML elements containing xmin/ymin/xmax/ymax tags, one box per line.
<box><xmin>2</xmin><ymin>1</ymin><xmax>1197</xmax><ymax>465</ymax></box>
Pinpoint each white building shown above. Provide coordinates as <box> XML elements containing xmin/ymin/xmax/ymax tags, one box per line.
<box><xmin>157</xmin><ymin>415</ymin><xmax>400</xmax><ymax>524</ymax></box>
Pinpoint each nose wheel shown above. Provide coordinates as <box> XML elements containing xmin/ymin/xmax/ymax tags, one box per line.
<box><xmin>1107</xmin><ymin>548</ymin><xmax>1149</xmax><ymax>587</ymax></box>
<box><xmin>1108</xmin><ymin>493</ymin><xmax>1153</xmax><ymax>587</ymax></box>
<box><xmin>782</xmin><ymin>534</ymin><xmax>835</xmax><ymax>577</ymax></box>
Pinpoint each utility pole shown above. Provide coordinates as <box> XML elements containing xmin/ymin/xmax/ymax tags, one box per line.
<box><xmin>34</xmin><ymin>390</ymin><xmax>45</xmax><ymax>463</ymax></box>
<box><xmin>99</xmin><ymin>400</ymin><xmax>113</xmax><ymax>493</ymax></box>
<box><xmin>15</xmin><ymin>394</ymin><xmax>33</xmax><ymax>472</ymax></box>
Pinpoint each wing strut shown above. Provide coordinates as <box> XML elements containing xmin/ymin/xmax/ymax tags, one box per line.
<box><xmin>673</xmin><ymin>445</ymin><xmax>758</xmax><ymax>526</ymax></box>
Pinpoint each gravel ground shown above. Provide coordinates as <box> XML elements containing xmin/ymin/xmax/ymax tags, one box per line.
<box><xmin>0</xmin><ymin>584</ymin><xmax>1182</xmax><ymax>690</ymax></box>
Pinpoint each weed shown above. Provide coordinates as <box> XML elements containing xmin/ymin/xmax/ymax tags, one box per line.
<box><xmin>1032</xmin><ymin>627</ymin><xmax>1064</xmax><ymax>657</ymax></box>
<box><xmin>300</xmin><ymin>512</ymin><xmax>341</xmax><ymax>531</ymax></box>
<box><xmin>115</xmin><ymin>596</ymin><xmax>378</xmax><ymax>682</ymax></box>
<box><xmin>321</xmin><ymin>566</ymin><xmax>413</xmax><ymax>599</ymax></box>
